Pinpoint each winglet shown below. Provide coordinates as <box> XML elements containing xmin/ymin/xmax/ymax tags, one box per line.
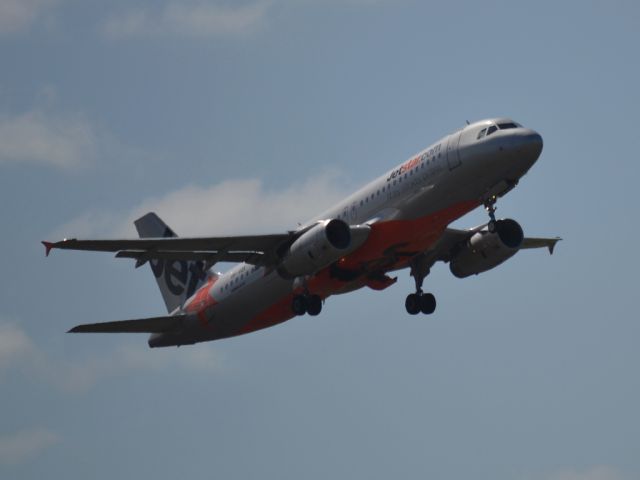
<box><xmin>548</xmin><ymin>237</ymin><xmax>562</xmax><ymax>255</ymax></box>
<box><xmin>42</xmin><ymin>241</ymin><xmax>54</xmax><ymax>257</ymax></box>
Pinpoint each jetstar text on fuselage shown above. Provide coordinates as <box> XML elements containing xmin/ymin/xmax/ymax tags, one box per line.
<box><xmin>386</xmin><ymin>144</ymin><xmax>442</xmax><ymax>182</ymax></box>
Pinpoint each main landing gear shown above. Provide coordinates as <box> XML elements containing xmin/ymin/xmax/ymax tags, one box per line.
<box><xmin>292</xmin><ymin>293</ymin><xmax>322</xmax><ymax>316</ymax></box>
<box><xmin>406</xmin><ymin>255</ymin><xmax>436</xmax><ymax>315</ymax></box>
<box><xmin>405</xmin><ymin>291</ymin><xmax>436</xmax><ymax>315</ymax></box>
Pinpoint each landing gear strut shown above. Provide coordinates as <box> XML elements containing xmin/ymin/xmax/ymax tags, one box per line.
<box><xmin>484</xmin><ymin>195</ymin><xmax>498</xmax><ymax>233</ymax></box>
<box><xmin>406</xmin><ymin>255</ymin><xmax>437</xmax><ymax>315</ymax></box>
<box><xmin>292</xmin><ymin>294</ymin><xmax>322</xmax><ymax>316</ymax></box>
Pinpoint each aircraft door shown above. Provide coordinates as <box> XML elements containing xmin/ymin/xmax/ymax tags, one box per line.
<box><xmin>446</xmin><ymin>132</ymin><xmax>462</xmax><ymax>170</ymax></box>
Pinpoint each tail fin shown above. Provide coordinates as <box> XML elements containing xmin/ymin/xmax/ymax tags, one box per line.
<box><xmin>134</xmin><ymin>212</ymin><xmax>209</xmax><ymax>313</ymax></box>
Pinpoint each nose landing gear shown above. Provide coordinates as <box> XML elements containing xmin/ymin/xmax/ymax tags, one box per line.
<box><xmin>484</xmin><ymin>195</ymin><xmax>498</xmax><ymax>232</ymax></box>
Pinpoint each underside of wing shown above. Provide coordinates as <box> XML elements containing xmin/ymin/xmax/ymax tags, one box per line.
<box><xmin>68</xmin><ymin>314</ymin><xmax>187</xmax><ymax>333</ymax></box>
<box><xmin>43</xmin><ymin>232</ymin><xmax>293</xmax><ymax>266</ymax></box>
<box><xmin>113</xmin><ymin>250</ymin><xmax>265</xmax><ymax>266</ymax></box>
<box><xmin>43</xmin><ymin>234</ymin><xmax>291</xmax><ymax>254</ymax></box>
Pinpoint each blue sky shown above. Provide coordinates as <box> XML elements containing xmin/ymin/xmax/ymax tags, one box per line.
<box><xmin>1</xmin><ymin>1</ymin><xmax>639</xmax><ymax>479</ymax></box>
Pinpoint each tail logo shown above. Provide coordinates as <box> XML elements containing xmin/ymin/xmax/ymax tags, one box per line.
<box><xmin>150</xmin><ymin>259</ymin><xmax>207</xmax><ymax>300</ymax></box>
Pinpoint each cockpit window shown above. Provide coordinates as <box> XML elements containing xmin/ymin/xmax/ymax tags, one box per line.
<box><xmin>486</xmin><ymin>125</ymin><xmax>498</xmax><ymax>135</ymax></box>
<box><xmin>477</xmin><ymin>128</ymin><xmax>487</xmax><ymax>139</ymax></box>
<box><xmin>497</xmin><ymin>122</ymin><xmax>518</xmax><ymax>130</ymax></box>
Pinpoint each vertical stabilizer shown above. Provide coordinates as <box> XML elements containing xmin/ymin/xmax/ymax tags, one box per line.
<box><xmin>134</xmin><ymin>212</ymin><xmax>209</xmax><ymax>313</ymax></box>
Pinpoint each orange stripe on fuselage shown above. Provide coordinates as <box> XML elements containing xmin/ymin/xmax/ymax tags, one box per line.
<box><xmin>239</xmin><ymin>199</ymin><xmax>479</xmax><ymax>337</ymax></box>
<box><xmin>339</xmin><ymin>199</ymin><xmax>478</xmax><ymax>271</ymax></box>
<box><xmin>239</xmin><ymin>293</ymin><xmax>297</xmax><ymax>335</ymax></box>
<box><xmin>184</xmin><ymin>275</ymin><xmax>218</xmax><ymax>329</ymax></box>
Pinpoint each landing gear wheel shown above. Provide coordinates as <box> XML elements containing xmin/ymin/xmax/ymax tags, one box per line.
<box><xmin>307</xmin><ymin>295</ymin><xmax>322</xmax><ymax>316</ymax></box>
<box><xmin>420</xmin><ymin>293</ymin><xmax>436</xmax><ymax>315</ymax></box>
<box><xmin>405</xmin><ymin>293</ymin><xmax>421</xmax><ymax>315</ymax></box>
<box><xmin>292</xmin><ymin>295</ymin><xmax>307</xmax><ymax>316</ymax></box>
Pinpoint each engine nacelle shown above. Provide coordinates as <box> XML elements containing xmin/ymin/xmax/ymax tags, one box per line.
<box><xmin>449</xmin><ymin>218</ymin><xmax>524</xmax><ymax>278</ymax></box>
<box><xmin>279</xmin><ymin>219</ymin><xmax>369</xmax><ymax>278</ymax></box>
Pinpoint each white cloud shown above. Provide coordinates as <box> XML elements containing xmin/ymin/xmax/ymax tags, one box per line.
<box><xmin>0</xmin><ymin>428</ymin><xmax>59</xmax><ymax>465</ymax></box>
<box><xmin>38</xmin><ymin>173</ymin><xmax>347</xmax><ymax>386</ymax></box>
<box><xmin>0</xmin><ymin>323</ymin><xmax>34</xmax><ymax>369</ymax></box>
<box><xmin>0</xmin><ymin>321</ymin><xmax>222</xmax><ymax>393</ymax></box>
<box><xmin>103</xmin><ymin>2</ymin><xmax>270</xmax><ymax>39</ymax></box>
<box><xmin>51</xmin><ymin>170</ymin><xmax>349</xmax><ymax>239</ymax></box>
<box><xmin>0</xmin><ymin>109</ymin><xmax>96</xmax><ymax>169</ymax></box>
<box><xmin>45</xmin><ymin>343</ymin><xmax>223</xmax><ymax>392</ymax></box>
<box><xmin>0</xmin><ymin>0</ymin><xmax>57</xmax><ymax>34</ymax></box>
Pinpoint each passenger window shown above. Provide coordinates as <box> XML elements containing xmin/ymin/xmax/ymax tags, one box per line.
<box><xmin>487</xmin><ymin>125</ymin><xmax>498</xmax><ymax>135</ymax></box>
<box><xmin>477</xmin><ymin>128</ymin><xmax>487</xmax><ymax>139</ymax></box>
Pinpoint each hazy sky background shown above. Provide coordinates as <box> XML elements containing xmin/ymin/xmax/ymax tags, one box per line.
<box><xmin>1</xmin><ymin>1</ymin><xmax>639</xmax><ymax>479</ymax></box>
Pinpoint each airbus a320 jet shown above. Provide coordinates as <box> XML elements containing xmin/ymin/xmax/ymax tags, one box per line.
<box><xmin>44</xmin><ymin>118</ymin><xmax>560</xmax><ymax>348</ymax></box>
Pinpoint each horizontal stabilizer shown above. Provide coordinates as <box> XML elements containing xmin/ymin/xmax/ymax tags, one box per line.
<box><xmin>68</xmin><ymin>314</ymin><xmax>187</xmax><ymax>334</ymax></box>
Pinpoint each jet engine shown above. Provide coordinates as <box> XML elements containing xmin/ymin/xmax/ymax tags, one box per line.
<box><xmin>449</xmin><ymin>219</ymin><xmax>524</xmax><ymax>278</ymax></box>
<box><xmin>278</xmin><ymin>219</ymin><xmax>369</xmax><ymax>278</ymax></box>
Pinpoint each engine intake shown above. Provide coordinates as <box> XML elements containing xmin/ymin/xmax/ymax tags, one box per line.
<box><xmin>279</xmin><ymin>219</ymin><xmax>369</xmax><ymax>278</ymax></box>
<box><xmin>450</xmin><ymin>219</ymin><xmax>524</xmax><ymax>278</ymax></box>
<box><xmin>324</xmin><ymin>218</ymin><xmax>351</xmax><ymax>249</ymax></box>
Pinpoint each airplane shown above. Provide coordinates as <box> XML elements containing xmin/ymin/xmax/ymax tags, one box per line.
<box><xmin>43</xmin><ymin>117</ymin><xmax>560</xmax><ymax>348</ymax></box>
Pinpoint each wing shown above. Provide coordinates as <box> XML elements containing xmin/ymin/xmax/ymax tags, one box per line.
<box><xmin>411</xmin><ymin>223</ymin><xmax>561</xmax><ymax>272</ymax></box>
<box><xmin>68</xmin><ymin>314</ymin><xmax>187</xmax><ymax>333</ymax></box>
<box><xmin>43</xmin><ymin>232</ymin><xmax>294</xmax><ymax>266</ymax></box>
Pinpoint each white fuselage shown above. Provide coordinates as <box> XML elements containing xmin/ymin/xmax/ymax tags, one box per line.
<box><xmin>149</xmin><ymin>118</ymin><xmax>543</xmax><ymax>347</ymax></box>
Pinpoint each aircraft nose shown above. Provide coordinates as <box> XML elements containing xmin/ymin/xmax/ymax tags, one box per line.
<box><xmin>522</xmin><ymin>130</ymin><xmax>543</xmax><ymax>159</ymax></box>
<box><xmin>517</xmin><ymin>129</ymin><xmax>543</xmax><ymax>159</ymax></box>
<box><xmin>492</xmin><ymin>128</ymin><xmax>543</xmax><ymax>177</ymax></box>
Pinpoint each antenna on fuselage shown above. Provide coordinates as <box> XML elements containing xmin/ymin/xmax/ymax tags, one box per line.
<box><xmin>465</xmin><ymin>119</ymin><xmax>470</xmax><ymax>125</ymax></box>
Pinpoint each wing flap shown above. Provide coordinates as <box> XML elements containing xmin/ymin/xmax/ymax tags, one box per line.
<box><xmin>68</xmin><ymin>314</ymin><xmax>187</xmax><ymax>334</ymax></box>
<box><xmin>114</xmin><ymin>250</ymin><xmax>264</xmax><ymax>265</ymax></box>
